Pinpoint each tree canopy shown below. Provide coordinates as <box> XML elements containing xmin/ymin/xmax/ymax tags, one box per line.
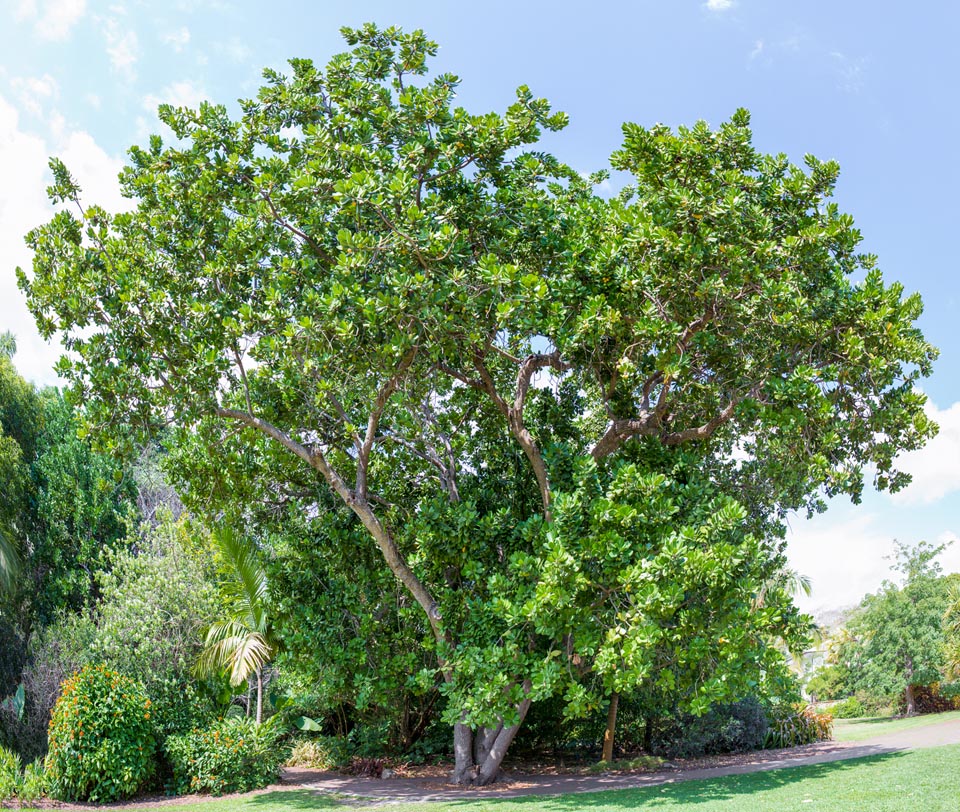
<box><xmin>18</xmin><ymin>24</ymin><xmax>937</xmax><ymax>783</ymax></box>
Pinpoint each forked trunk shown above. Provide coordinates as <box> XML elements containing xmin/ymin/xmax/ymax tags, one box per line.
<box><xmin>451</xmin><ymin>683</ymin><xmax>533</xmax><ymax>786</ymax></box>
<box><xmin>601</xmin><ymin>691</ymin><xmax>620</xmax><ymax>762</ymax></box>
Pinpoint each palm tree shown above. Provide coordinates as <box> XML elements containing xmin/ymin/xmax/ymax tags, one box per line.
<box><xmin>195</xmin><ymin>526</ymin><xmax>279</xmax><ymax>723</ymax></box>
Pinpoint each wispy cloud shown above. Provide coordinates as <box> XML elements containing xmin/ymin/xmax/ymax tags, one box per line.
<box><xmin>102</xmin><ymin>16</ymin><xmax>139</xmax><ymax>76</ymax></box>
<box><xmin>9</xmin><ymin>74</ymin><xmax>59</xmax><ymax>117</ymax></box>
<box><xmin>142</xmin><ymin>79</ymin><xmax>209</xmax><ymax>114</ymax></box>
<box><xmin>215</xmin><ymin>37</ymin><xmax>252</xmax><ymax>64</ymax></box>
<box><xmin>16</xmin><ymin>0</ymin><xmax>88</xmax><ymax>41</ymax></box>
<box><xmin>749</xmin><ymin>40</ymin><xmax>764</xmax><ymax>60</ymax></box>
<box><xmin>162</xmin><ymin>26</ymin><xmax>191</xmax><ymax>52</ymax></box>
<box><xmin>704</xmin><ymin>0</ymin><xmax>735</xmax><ymax>11</ymax></box>
<box><xmin>831</xmin><ymin>51</ymin><xmax>868</xmax><ymax>93</ymax></box>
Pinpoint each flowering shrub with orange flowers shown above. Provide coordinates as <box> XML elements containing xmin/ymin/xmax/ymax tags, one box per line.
<box><xmin>45</xmin><ymin>664</ymin><xmax>156</xmax><ymax>802</ymax></box>
<box><xmin>164</xmin><ymin>717</ymin><xmax>284</xmax><ymax>795</ymax></box>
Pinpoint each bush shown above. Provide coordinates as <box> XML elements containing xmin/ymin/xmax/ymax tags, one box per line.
<box><xmin>900</xmin><ymin>684</ymin><xmax>960</xmax><ymax>715</ymax></box>
<box><xmin>765</xmin><ymin>704</ymin><xmax>833</xmax><ymax>748</ymax></box>
<box><xmin>285</xmin><ymin>735</ymin><xmax>348</xmax><ymax>770</ymax></box>
<box><xmin>831</xmin><ymin>696</ymin><xmax>866</xmax><ymax>719</ymax></box>
<box><xmin>164</xmin><ymin>717</ymin><xmax>284</xmax><ymax>795</ymax></box>
<box><xmin>0</xmin><ymin>744</ymin><xmax>20</xmax><ymax>801</ymax></box>
<box><xmin>0</xmin><ymin>614</ymin><xmax>95</xmax><ymax>763</ymax></box>
<box><xmin>45</xmin><ymin>665</ymin><xmax>156</xmax><ymax>802</ymax></box>
<box><xmin>650</xmin><ymin>698</ymin><xmax>770</xmax><ymax>758</ymax></box>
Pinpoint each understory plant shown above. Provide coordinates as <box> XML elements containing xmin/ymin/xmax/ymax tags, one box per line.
<box><xmin>45</xmin><ymin>665</ymin><xmax>156</xmax><ymax>802</ymax></box>
<box><xmin>765</xmin><ymin>704</ymin><xmax>833</xmax><ymax>749</ymax></box>
<box><xmin>164</xmin><ymin>716</ymin><xmax>284</xmax><ymax>795</ymax></box>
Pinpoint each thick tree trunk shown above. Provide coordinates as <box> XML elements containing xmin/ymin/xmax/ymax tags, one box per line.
<box><xmin>601</xmin><ymin>692</ymin><xmax>620</xmax><ymax>763</ymax></box>
<box><xmin>255</xmin><ymin>668</ymin><xmax>263</xmax><ymax>725</ymax></box>
<box><xmin>453</xmin><ymin>722</ymin><xmax>475</xmax><ymax>784</ymax></box>
<box><xmin>451</xmin><ymin>685</ymin><xmax>533</xmax><ymax>786</ymax></box>
<box><xmin>904</xmin><ymin>683</ymin><xmax>918</xmax><ymax>716</ymax></box>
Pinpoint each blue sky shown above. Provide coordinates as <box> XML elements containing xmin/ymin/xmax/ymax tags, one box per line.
<box><xmin>2</xmin><ymin>0</ymin><xmax>958</xmax><ymax>613</ymax></box>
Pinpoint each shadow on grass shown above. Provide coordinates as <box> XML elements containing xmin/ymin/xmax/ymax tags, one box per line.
<box><xmin>436</xmin><ymin>750</ymin><xmax>909</xmax><ymax>810</ymax></box>
<box><xmin>246</xmin><ymin>790</ymin><xmax>344</xmax><ymax>809</ymax></box>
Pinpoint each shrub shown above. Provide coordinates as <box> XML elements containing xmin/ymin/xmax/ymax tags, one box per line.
<box><xmin>0</xmin><ymin>744</ymin><xmax>21</xmax><ymax>801</ymax></box>
<box><xmin>830</xmin><ymin>696</ymin><xmax>866</xmax><ymax>719</ymax></box>
<box><xmin>45</xmin><ymin>665</ymin><xmax>156</xmax><ymax>802</ymax></box>
<box><xmin>899</xmin><ymin>683</ymin><xmax>960</xmax><ymax>715</ymax></box>
<box><xmin>285</xmin><ymin>735</ymin><xmax>347</xmax><ymax>770</ymax></box>
<box><xmin>164</xmin><ymin>717</ymin><xmax>284</xmax><ymax>795</ymax></box>
<box><xmin>650</xmin><ymin>697</ymin><xmax>770</xmax><ymax>758</ymax></box>
<box><xmin>765</xmin><ymin>704</ymin><xmax>833</xmax><ymax>748</ymax></box>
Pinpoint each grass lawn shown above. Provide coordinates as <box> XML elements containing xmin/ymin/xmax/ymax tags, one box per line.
<box><xmin>109</xmin><ymin>743</ymin><xmax>960</xmax><ymax>812</ymax></box>
<box><xmin>832</xmin><ymin>709</ymin><xmax>960</xmax><ymax>742</ymax></box>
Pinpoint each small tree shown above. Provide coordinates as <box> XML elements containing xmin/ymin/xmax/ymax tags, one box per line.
<box><xmin>839</xmin><ymin>541</ymin><xmax>950</xmax><ymax>715</ymax></box>
<box><xmin>195</xmin><ymin>527</ymin><xmax>278</xmax><ymax>724</ymax></box>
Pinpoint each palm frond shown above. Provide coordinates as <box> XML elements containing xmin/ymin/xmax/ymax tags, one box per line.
<box><xmin>0</xmin><ymin>525</ymin><xmax>20</xmax><ymax>594</ymax></box>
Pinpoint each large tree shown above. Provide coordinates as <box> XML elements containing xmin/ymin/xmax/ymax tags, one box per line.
<box><xmin>19</xmin><ymin>25</ymin><xmax>936</xmax><ymax>782</ymax></box>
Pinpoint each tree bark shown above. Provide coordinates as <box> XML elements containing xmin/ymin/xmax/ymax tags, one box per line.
<box><xmin>601</xmin><ymin>691</ymin><xmax>620</xmax><ymax>763</ymax></box>
<box><xmin>256</xmin><ymin>667</ymin><xmax>263</xmax><ymax>725</ymax></box>
<box><xmin>904</xmin><ymin>656</ymin><xmax>917</xmax><ymax>716</ymax></box>
<box><xmin>453</xmin><ymin>721</ymin><xmax>475</xmax><ymax>784</ymax></box>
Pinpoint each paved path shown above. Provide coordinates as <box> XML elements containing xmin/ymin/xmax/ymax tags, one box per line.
<box><xmin>300</xmin><ymin>717</ymin><xmax>960</xmax><ymax>805</ymax></box>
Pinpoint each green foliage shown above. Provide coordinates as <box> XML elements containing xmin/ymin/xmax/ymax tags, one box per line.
<box><xmin>45</xmin><ymin>665</ymin><xmax>156</xmax><ymax>802</ymax></box>
<box><xmin>195</xmin><ymin>527</ymin><xmax>277</xmax><ymax>690</ymax></box>
<box><xmin>91</xmin><ymin>514</ymin><xmax>220</xmax><ymax>737</ymax></box>
<box><xmin>164</xmin><ymin>717</ymin><xmax>284</xmax><ymax>795</ymax></box>
<box><xmin>830</xmin><ymin>696</ymin><xmax>867</xmax><ymax>719</ymax></box>
<box><xmin>805</xmin><ymin>664</ymin><xmax>848</xmax><ymax>702</ymax></box>
<box><xmin>17</xmin><ymin>23</ymin><xmax>938</xmax><ymax>778</ymax></box>
<box><xmin>764</xmin><ymin>704</ymin><xmax>833</xmax><ymax>749</ymax></box>
<box><xmin>649</xmin><ymin>698</ymin><xmax>770</xmax><ymax>759</ymax></box>
<box><xmin>0</xmin><ymin>744</ymin><xmax>21</xmax><ymax>800</ymax></box>
<box><xmin>835</xmin><ymin>542</ymin><xmax>951</xmax><ymax>708</ymax></box>
<box><xmin>285</xmin><ymin>736</ymin><xmax>348</xmax><ymax>770</ymax></box>
<box><xmin>18</xmin><ymin>758</ymin><xmax>48</xmax><ymax>804</ymax></box>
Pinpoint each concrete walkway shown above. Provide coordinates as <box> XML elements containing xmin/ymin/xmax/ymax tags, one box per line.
<box><xmin>300</xmin><ymin>717</ymin><xmax>960</xmax><ymax>805</ymax></box>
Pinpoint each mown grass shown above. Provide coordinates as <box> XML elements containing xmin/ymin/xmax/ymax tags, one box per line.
<box><xmin>832</xmin><ymin>709</ymin><xmax>960</xmax><ymax>742</ymax></box>
<box><xmin>102</xmin><ymin>743</ymin><xmax>960</xmax><ymax>812</ymax></box>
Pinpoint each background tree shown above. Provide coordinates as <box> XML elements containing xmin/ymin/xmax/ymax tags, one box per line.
<box><xmin>836</xmin><ymin>541</ymin><xmax>951</xmax><ymax>715</ymax></box>
<box><xmin>19</xmin><ymin>25</ymin><xmax>936</xmax><ymax>783</ymax></box>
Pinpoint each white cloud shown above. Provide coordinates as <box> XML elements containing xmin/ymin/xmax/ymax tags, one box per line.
<box><xmin>749</xmin><ymin>40</ymin><xmax>764</xmax><ymax>60</ymax></box>
<box><xmin>16</xmin><ymin>0</ymin><xmax>87</xmax><ymax>41</ymax></box>
<box><xmin>162</xmin><ymin>26</ymin><xmax>191</xmax><ymax>52</ymax></box>
<box><xmin>0</xmin><ymin>93</ymin><xmax>124</xmax><ymax>387</ymax></box>
<box><xmin>85</xmin><ymin>92</ymin><xmax>101</xmax><ymax>110</ymax></box>
<box><xmin>9</xmin><ymin>74</ymin><xmax>59</xmax><ymax>117</ymax></box>
<box><xmin>704</xmin><ymin>0</ymin><xmax>734</xmax><ymax>11</ymax></box>
<box><xmin>142</xmin><ymin>80</ymin><xmax>209</xmax><ymax>114</ymax></box>
<box><xmin>889</xmin><ymin>399</ymin><xmax>960</xmax><ymax>506</ymax></box>
<box><xmin>102</xmin><ymin>17</ymin><xmax>139</xmax><ymax>76</ymax></box>
<box><xmin>787</xmin><ymin>511</ymin><xmax>896</xmax><ymax>612</ymax></box>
